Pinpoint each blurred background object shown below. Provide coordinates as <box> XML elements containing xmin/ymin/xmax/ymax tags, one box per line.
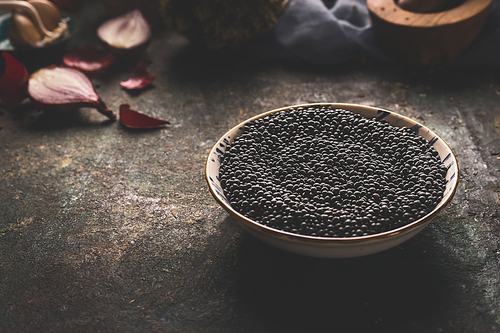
<box><xmin>368</xmin><ymin>0</ymin><xmax>493</xmax><ymax>65</ymax></box>
<box><xmin>99</xmin><ymin>0</ymin><xmax>287</xmax><ymax>49</ymax></box>
<box><xmin>159</xmin><ymin>0</ymin><xmax>287</xmax><ymax>49</ymax></box>
<box><xmin>49</xmin><ymin>0</ymin><xmax>83</xmax><ymax>14</ymax></box>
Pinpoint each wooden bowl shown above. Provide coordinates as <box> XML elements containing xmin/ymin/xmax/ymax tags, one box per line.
<box><xmin>367</xmin><ymin>0</ymin><xmax>493</xmax><ymax>66</ymax></box>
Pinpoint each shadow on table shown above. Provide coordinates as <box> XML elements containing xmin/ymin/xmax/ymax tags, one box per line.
<box><xmin>232</xmin><ymin>231</ymin><xmax>452</xmax><ymax>333</ymax></box>
<box><xmin>7</xmin><ymin>104</ymin><xmax>116</xmax><ymax>131</ymax></box>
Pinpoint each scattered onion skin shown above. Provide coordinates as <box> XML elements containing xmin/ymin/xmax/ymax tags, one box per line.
<box><xmin>97</xmin><ymin>9</ymin><xmax>152</xmax><ymax>55</ymax></box>
<box><xmin>0</xmin><ymin>52</ymin><xmax>29</xmax><ymax>109</ymax></box>
<box><xmin>28</xmin><ymin>66</ymin><xmax>116</xmax><ymax>119</ymax></box>
<box><xmin>120</xmin><ymin>61</ymin><xmax>155</xmax><ymax>90</ymax></box>
<box><xmin>63</xmin><ymin>45</ymin><xmax>117</xmax><ymax>73</ymax></box>
<box><xmin>119</xmin><ymin>103</ymin><xmax>169</xmax><ymax>128</ymax></box>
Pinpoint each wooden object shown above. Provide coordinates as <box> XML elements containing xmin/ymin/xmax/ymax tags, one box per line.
<box><xmin>396</xmin><ymin>0</ymin><xmax>451</xmax><ymax>13</ymax></box>
<box><xmin>367</xmin><ymin>0</ymin><xmax>493</xmax><ymax>65</ymax></box>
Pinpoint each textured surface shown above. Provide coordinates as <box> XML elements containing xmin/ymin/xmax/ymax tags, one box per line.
<box><xmin>1</xmin><ymin>1</ymin><xmax>500</xmax><ymax>332</ymax></box>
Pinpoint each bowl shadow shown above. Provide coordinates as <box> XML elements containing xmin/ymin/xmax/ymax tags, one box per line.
<box><xmin>232</xmin><ymin>230</ymin><xmax>453</xmax><ymax>333</ymax></box>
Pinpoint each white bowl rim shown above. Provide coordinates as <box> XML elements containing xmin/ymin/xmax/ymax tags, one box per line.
<box><xmin>205</xmin><ymin>103</ymin><xmax>459</xmax><ymax>245</ymax></box>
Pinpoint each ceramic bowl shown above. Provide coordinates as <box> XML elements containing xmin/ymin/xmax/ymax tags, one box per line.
<box><xmin>205</xmin><ymin>103</ymin><xmax>459</xmax><ymax>258</ymax></box>
<box><xmin>0</xmin><ymin>12</ymin><xmax>78</xmax><ymax>71</ymax></box>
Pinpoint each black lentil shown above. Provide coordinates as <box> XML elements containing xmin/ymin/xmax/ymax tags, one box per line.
<box><xmin>219</xmin><ymin>107</ymin><xmax>448</xmax><ymax>238</ymax></box>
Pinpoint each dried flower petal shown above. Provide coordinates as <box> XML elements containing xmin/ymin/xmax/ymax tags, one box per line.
<box><xmin>119</xmin><ymin>103</ymin><xmax>169</xmax><ymax>128</ymax></box>
<box><xmin>0</xmin><ymin>52</ymin><xmax>29</xmax><ymax>109</ymax></box>
<box><xmin>120</xmin><ymin>61</ymin><xmax>155</xmax><ymax>90</ymax></box>
<box><xmin>63</xmin><ymin>45</ymin><xmax>117</xmax><ymax>72</ymax></box>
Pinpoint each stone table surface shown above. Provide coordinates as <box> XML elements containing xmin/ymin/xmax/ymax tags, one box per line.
<box><xmin>1</xmin><ymin>2</ymin><xmax>500</xmax><ymax>333</ymax></box>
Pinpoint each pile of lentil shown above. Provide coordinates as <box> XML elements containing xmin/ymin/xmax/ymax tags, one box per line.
<box><xmin>219</xmin><ymin>106</ymin><xmax>448</xmax><ymax>237</ymax></box>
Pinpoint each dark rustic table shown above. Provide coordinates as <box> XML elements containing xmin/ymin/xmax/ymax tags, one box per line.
<box><xmin>1</xmin><ymin>2</ymin><xmax>500</xmax><ymax>332</ymax></box>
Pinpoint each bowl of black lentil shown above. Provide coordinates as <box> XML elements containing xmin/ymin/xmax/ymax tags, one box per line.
<box><xmin>206</xmin><ymin>103</ymin><xmax>459</xmax><ymax>258</ymax></box>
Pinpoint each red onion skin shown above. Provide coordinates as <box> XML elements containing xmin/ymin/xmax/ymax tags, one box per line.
<box><xmin>63</xmin><ymin>45</ymin><xmax>117</xmax><ymax>73</ymax></box>
<box><xmin>120</xmin><ymin>61</ymin><xmax>155</xmax><ymax>90</ymax></box>
<box><xmin>0</xmin><ymin>52</ymin><xmax>29</xmax><ymax>109</ymax></box>
<box><xmin>27</xmin><ymin>66</ymin><xmax>116</xmax><ymax>120</ymax></box>
<box><xmin>119</xmin><ymin>103</ymin><xmax>169</xmax><ymax>128</ymax></box>
<box><xmin>97</xmin><ymin>9</ymin><xmax>152</xmax><ymax>56</ymax></box>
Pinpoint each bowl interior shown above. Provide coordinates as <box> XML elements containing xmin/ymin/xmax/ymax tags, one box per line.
<box><xmin>206</xmin><ymin>103</ymin><xmax>458</xmax><ymax>250</ymax></box>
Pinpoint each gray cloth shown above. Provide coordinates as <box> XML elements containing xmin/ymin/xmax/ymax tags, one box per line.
<box><xmin>268</xmin><ymin>0</ymin><xmax>500</xmax><ymax>66</ymax></box>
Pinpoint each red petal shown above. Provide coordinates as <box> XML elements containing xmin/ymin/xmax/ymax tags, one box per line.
<box><xmin>119</xmin><ymin>104</ymin><xmax>169</xmax><ymax>128</ymax></box>
<box><xmin>0</xmin><ymin>52</ymin><xmax>29</xmax><ymax>109</ymax></box>
<box><xmin>120</xmin><ymin>61</ymin><xmax>155</xmax><ymax>90</ymax></box>
<box><xmin>63</xmin><ymin>45</ymin><xmax>117</xmax><ymax>73</ymax></box>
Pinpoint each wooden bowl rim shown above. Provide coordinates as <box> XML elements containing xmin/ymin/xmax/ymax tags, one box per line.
<box><xmin>367</xmin><ymin>0</ymin><xmax>493</xmax><ymax>27</ymax></box>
